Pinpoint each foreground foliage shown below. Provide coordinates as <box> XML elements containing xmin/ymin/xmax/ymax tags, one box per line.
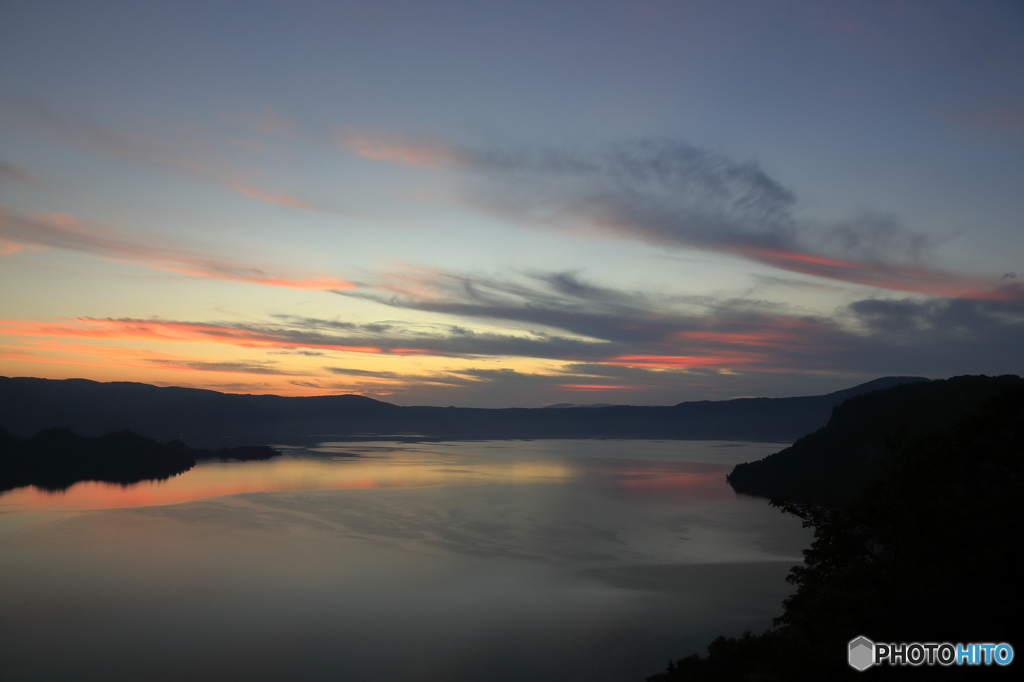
<box><xmin>648</xmin><ymin>385</ymin><xmax>1023</xmax><ymax>680</ymax></box>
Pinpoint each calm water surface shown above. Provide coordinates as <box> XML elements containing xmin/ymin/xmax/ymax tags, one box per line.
<box><xmin>0</xmin><ymin>439</ymin><xmax>809</xmax><ymax>682</ymax></box>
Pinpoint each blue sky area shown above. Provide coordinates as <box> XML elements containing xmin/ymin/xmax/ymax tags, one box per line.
<box><xmin>1</xmin><ymin>0</ymin><xmax>1022</xmax><ymax>406</ymax></box>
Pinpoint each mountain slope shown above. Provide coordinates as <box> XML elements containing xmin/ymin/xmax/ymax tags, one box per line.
<box><xmin>727</xmin><ymin>374</ymin><xmax>1024</xmax><ymax>501</ymax></box>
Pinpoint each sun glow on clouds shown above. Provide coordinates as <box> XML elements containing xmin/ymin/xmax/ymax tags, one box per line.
<box><xmin>558</xmin><ymin>384</ymin><xmax>644</xmax><ymax>391</ymax></box>
<box><xmin>4</xmin><ymin>247</ymin><xmax>1023</xmax><ymax>401</ymax></box>
<box><xmin>607</xmin><ymin>354</ymin><xmax>767</xmax><ymax>370</ymax></box>
<box><xmin>0</xmin><ymin>319</ymin><xmax>385</xmax><ymax>354</ymax></box>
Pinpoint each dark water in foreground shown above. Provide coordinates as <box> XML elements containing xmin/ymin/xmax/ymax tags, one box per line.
<box><xmin>0</xmin><ymin>440</ymin><xmax>810</xmax><ymax>682</ymax></box>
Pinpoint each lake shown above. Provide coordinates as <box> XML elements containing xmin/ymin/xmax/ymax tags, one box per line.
<box><xmin>0</xmin><ymin>439</ymin><xmax>810</xmax><ymax>682</ymax></box>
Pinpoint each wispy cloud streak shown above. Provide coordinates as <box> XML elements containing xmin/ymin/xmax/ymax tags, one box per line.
<box><xmin>349</xmin><ymin>133</ymin><xmax>1005</xmax><ymax>298</ymax></box>
<box><xmin>339</xmin><ymin>128</ymin><xmax>462</xmax><ymax>167</ymax></box>
<box><xmin>0</xmin><ymin>206</ymin><xmax>356</xmax><ymax>290</ymax></box>
<box><xmin>6</xmin><ymin>265</ymin><xmax>1020</xmax><ymax>380</ymax></box>
<box><xmin>338</xmin><ymin>267</ymin><xmax>1024</xmax><ymax>375</ymax></box>
<box><xmin>0</xmin><ymin>159</ymin><xmax>42</xmax><ymax>186</ymax></box>
<box><xmin>146</xmin><ymin>359</ymin><xmax>301</xmax><ymax>375</ymax></box>
<box><xmin>0</xmin><ymin>97</ymin><xmax>347</xmax><ymax>216</ymax></box>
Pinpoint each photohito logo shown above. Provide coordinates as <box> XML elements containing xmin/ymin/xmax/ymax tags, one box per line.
<box><xmin>848</xmin><ymin>636</ymin><xmax>1014</xmax><ymax>670</ymax></box>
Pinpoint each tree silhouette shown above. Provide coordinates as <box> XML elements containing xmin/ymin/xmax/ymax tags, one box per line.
<box><xmin>647</xmin><ymin>385</ymin><xmax>1023</xmax><ymax>681</ymax></box>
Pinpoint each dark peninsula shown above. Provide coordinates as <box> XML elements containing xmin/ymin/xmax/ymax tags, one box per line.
<box><xmin>727</xmin><ymin>374</ymin><xmax>1024</xmax><ymax>502</ymax></box>
<box><xmin>0</xmin><ymin>427</ymin><xmax>278</xmax><ymax>493</ymax></box>
<box><xmin>649</xmin><ymin>376</ymin><xmax>1023</xmax><ymax>680</ymax></box>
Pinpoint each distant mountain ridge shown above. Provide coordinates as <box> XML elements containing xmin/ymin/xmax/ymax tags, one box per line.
<box><xmin>0</xmin><ymin>375</ymin><xmax>927</xmax><ymax>446</ymax></box>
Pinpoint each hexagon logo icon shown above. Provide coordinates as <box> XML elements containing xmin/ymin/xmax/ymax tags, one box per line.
<box><xmin>849</xmin><ymin>636</ymin><xmax>874</xmax><ymax>671</ymax></box>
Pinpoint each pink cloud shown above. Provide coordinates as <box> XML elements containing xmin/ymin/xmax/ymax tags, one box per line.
<box><xmin>338</xmin><ymin>128</ymin><xmax>462</xmax><ymax>167</ymax></box>
<box><xmin>557</xmin><ymin>383</ymin><xmax>644</xmax><ymax>391</ymax></box>
<box><xmin>736</xmin><ymin>245</ymin><xmax>1004</xmax><ymax>299</ymax></box>
<box><xmin>0</xmin><ymin>98</ymin><xmax>352</xmax><ymax>216</ymax></box>
<box><xmin>228</xmin><ymin>183</ymin><xmax>322</xmax><ymax>211</ymax></box>
<box><xmin>947</xmin><ymin>102</ymin><xmax>1024</xmax><ymax>133</ymax></box>
<box><xmin>0</xmin><ymin>206</ymin><xmax>356</xmax><ymax>291</ymax></box>
<box><xmin>0</xmin><ymin>318</ymin><xmax>385</xmax><ymax>355</ymax></box>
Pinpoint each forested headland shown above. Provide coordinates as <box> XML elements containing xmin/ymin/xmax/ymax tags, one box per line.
<box><xmin>648</xmin><ymin>376</ymin><xmax>1023</xmax><ymax>680</ymax></box>
<box><xmin>0</xmin><ymin>427</ymin><xmax>278</xmax><ymax>492</ymax></box>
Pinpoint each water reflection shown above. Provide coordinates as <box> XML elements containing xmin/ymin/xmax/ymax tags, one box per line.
<box><xmin>0</xmin><ymin>439</ymin><xmax>781</xmax><ymax>513</ymax></box>
<box><xmin>0</xmin><ymin>440</ymin><xmax>807</xmax><ymax>682</ymax></box>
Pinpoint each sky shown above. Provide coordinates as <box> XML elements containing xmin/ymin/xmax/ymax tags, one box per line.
<box><xmin>1</xmin><ymin>0</ymin><xmax>1022</xmax><ymax>407</ymax></box>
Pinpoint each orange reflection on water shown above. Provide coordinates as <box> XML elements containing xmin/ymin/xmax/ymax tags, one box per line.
<box><xmin>0</xmin><ymin>446</ymin><xmax>578</xmax><ymax>513</ymax></box>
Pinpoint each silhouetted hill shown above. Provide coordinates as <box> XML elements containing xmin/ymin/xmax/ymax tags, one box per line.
<box><xmin>0</xmin><ymin>376</ymin><xmax>927</xmax><ymax>446</ymax></box>
<box><xmin>649</xmin><ymin>382</ymin><xmax>1024</xmax><ymax>681</ymax></box>
<box><xmin>727</xmin><ymin>374</ymin><xmax>1024</xmax><ymax>502</ymax></box>
<box><xmin>0</xmin><ymin>427</ymin><xmax>280</xmax><ymax>492</ymax></box>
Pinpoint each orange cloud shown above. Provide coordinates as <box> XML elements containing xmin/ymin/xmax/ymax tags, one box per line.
<box><xmin>0</xmin><ymin>206</ymin><xmax>356</xmax><ymax>291</ymax></box>
<box><xmin>0</xmin><ymin>318</ymin><xmax>384</xmax><ymax>355</ymax></box>
<box><xmin>339</xmin><ymin>128</ymin><xmax>462</xmax><ymax>167</ymax></box>
<box><xmin>228</xmin><ymin>183</ymin><xmax>321</xmax><ymax>210</ymax></box>
<box><xmin>145</xmin><ymin>359</ymin><xmax>301</xmax><ymax>375</ymax></box>
<box><xmin>557</xmin><ymin>384</ymin><xmax>644</xmax><ymax>391</ymax></box>
<box><xmin>0</xmin><ymin>239</ymin><xmax>24</xmax><ymax>255</ymax></box>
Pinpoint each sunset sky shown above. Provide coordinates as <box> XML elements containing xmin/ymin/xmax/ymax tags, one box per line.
<box><xmin>1</xmin><ymin>0</ymin><xmax>1022</xmax><ymax>407</ymax></box>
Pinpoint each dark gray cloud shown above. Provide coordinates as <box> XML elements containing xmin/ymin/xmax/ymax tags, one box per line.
<box><xmin>288</xmin><ymin>380</ymin><xmax>326</xmax><ymax>389</ymax></box>
<box><xmin>85</xmin><ymin>261</ymin><xmax>1019</xmax><ymax>390</ymax></box>
<box><xmin>270</xmin><ymin>315</ymin><xmax>396</xmax><ymax>334</ymax></box>
<box><xmin>326</xmin><ymin>366</ymin><xmax>488</xmax><ymax>388</ymax></box>
<box><xmin>267</xmin><ymin>349</ymin><xmax>327</xmax><ymax>357</ymax></box>
<box><xmin>337</xmin><ymin>267</ymin><xmax>1024</xmax><ymax>381</ymax></box>
<box><xmin>206</xmin><ymin>382</ymin><xmax>275</xmax><ymax>392</ymax></box>
<box><xmin>842</xmin><ymin>288</ymin><xmax>1024</xmax><ymax>376</ymax></box>
<box><xmin>463</xmin><ymin>138</ymin><xmax>801</xmax><ymax>253</ymax></box>
<box><xmin>850</xmin><ymin>284</ymin><xmax>1024</xmax><ymax>334</ymax></box>
<box><xmin>326</xmin><ymin>367</ymin><xmax>403</xmax><ymax>379</ymax></box>
<box><xmin>341</xmin><ymin>269</ymin><xmax>717</xmax><ymax>345</ymax></box>
<box><xmin>429</xmin><ymin>137</ymin><xmax>992</xmax><ymax>295</ymax></box>
<box><xmin>76</xmin><ymin>266</ymin><xmax>1021</xmax><ymax>405</ymax></box>
<box><xmin>147</xmin><ymin>359</ymin><xmax>300</xmax><ymax>375</ymax></box>
<box><xmin>822</xmin><ymin>211</ymin><xmax>932</xmax><ymax>263</ymax></box>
